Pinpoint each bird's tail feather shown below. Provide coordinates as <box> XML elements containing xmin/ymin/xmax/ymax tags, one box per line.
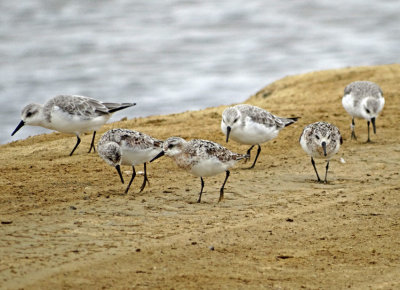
<box><xmin>284</xmin><ymin>117</ymin><xmax>300</xmax><ymax>127</ymax></box>
<box><xmin>105</xmin><ymin>102</ymin><xmax>136</xmax><ymax>113</ymax></box>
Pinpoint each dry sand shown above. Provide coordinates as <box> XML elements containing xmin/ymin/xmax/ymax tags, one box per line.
<box><xmin>1</xmin><ymin>64</ymin><xmax>399</xmax><ymax>289</ymax></box>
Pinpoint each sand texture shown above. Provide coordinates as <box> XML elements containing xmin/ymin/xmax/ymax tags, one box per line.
<box><xmin>1</xmin><ymin>64</ymin><xmax>399</xmax><ymax>289</ymax></box>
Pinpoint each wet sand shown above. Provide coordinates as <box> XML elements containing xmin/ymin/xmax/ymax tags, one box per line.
<box><xmin>1</xmin><ymin>64</ymin><xmax>399</xmax><ymax>289</ymax></box>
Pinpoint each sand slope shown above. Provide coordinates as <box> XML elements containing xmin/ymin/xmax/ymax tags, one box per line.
<box><xmin>1</xmin><ymin>64</ymin><xmax>399</xmax><ymax>289</ymax></box>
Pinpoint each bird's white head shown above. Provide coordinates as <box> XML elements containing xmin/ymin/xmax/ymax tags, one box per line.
<box><xmin>308</xmin><ymin>122</ymin><xmax>341</xmax><ymax>157</ymax></box>
<box><xmin>21</xmin><ymin>103</ymin><xmax>44</xmax><ymax>126</ymax></box>
<box><xmin>150</xmin><ymin>137</ymin><xmax>186</xmax><ymax>163</ymax></box>
<box><xmin>313</xmin><ymin>130</ymin><xmax>331</xmax><ymax>157</ymax></box>
<box><xmin>360</xmin><ymin>97</ymin><xmax>383</xmax><ymax>120</ymax></box>
<box><xmin>11</xmin><ymin>103</ymin><xmax>44</xmax><ymax>136</ymax></box>
<box><xmin>98</xmin><ymin>141</ymin><xmax>124</xmax><ymax>183</ymax></box>
<box><xmin>162</xmin><ymin>137</ymin><xmax>186</xmax><ymax>157</ymax></box>
<box><xmin>360</xmin><ymin>97</ymin><xmax>384</xmax><ymax>134</ymax></box>
<box><xmin>221</xmin><ymin>107</ymin><xmax>242</xmax><ymax>142</ymax></box>
<box><xmin>98</xmin><ymin>141</ymin><xmax>122</xmax><ymax>167</ymax></box>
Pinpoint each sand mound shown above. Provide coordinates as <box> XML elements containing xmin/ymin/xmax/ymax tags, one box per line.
<box><xmin>1</xmin><ymin>64</ymin><xmax>399</xmax><ymax>289</ymax></box>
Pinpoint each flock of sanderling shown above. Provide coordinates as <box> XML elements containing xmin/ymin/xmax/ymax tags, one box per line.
<box><xmin>11</xmin><ymin>81</ymin><xmax>385</xmax><ymax>203</ymax></box>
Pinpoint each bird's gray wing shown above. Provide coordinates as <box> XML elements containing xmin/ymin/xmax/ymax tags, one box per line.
<box><xmin>47</xmin><ymin>95</ymin><xmax>109</xmax><ymax>119</ymax></box>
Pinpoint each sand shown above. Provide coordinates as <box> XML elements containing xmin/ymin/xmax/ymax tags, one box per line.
<box><xmin>1</xmin><ymin>64</ymin><xmax>399</xmax><ymax>289</ymax></box>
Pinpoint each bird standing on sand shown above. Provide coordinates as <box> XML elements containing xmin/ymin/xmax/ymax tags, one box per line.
<box><xmin>342</xmin><ymin>81</ymin><xmax>385</xmax><ymax>142</ymax></box>
<box><xmin>299</xmin><ymin>122</ymin><xmax>342</xmax><ymax>183</ymax></box>
<box><xmin>221</xmin><ymin>104</ymin><xmax>298</xmax><ymax>169</ymax></box>
<box><xmin>11</xmin><ymin>95</ymin><xmax>136</xmax><ymax>156</ymax></box>
<box><xmin>151</xmin><ymin>137</ymin><xmax>249</xmax><ymax>203</ymax></box>
<box><xmin>98</xmin><ymin>129</ymin><xmax>163</xmax><ymax>194</ymax></box>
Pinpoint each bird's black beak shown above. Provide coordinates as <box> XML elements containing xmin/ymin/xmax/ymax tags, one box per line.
<box><xmin>371</xmin><ymin>117</ymin><xmax>376</xmax><ymax>134</ymax></box>
<box><xmin>150</xmin><ymin>151</ymin><xmax>165</xmax><ymax>163</ymax></box>
<box><xmin>11</xmin><ymin>120</ymin><xmax>25</xmax><ymax>136</ymax></box>
<box><xmin>321</xmin><ymin>141</ymin><xmax>327</xmax><ymax>157</ymax></box>
<box><xmin>226</xmin><ymin>126</ymin><xmax>231</xmax><ymax>143</ymax></box>
<box><xmin>115</xmin><ymin>165</ymin><xmax>124</xmax><ymax>184</ymax></box>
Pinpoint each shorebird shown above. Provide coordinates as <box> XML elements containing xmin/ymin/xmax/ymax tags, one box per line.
<box><xmin>98</xmin><ymin>129</ymin><xmax>163</xmax><ymax>194</ymax></box>
<box><xmin>342</xmin><ymin>81</ymin><xmax>385</xmax><ymax>142</ymax></box>
<box><xmin>11</xmin><ymin>95</ymin><xmax>135</xmax><ymax>156</ymax></box>
<box><xmin>299</xmin><ymin>122</ymin><xmax>342</xmax><ymax>183</ymax></box>
<box><xmin>221</xmin><ymin>104</ymin><xmax>298</xmax><ymax>168</ymax></box>
<box><xmin>151</xmin><ymin>137</ymin><xmax>248</xmax><ymax>203</ymax></box>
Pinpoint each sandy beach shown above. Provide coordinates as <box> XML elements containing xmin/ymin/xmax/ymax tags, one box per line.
<box><xmin>1</xmin><ymin>64</ymin><xmax>399</xmax><ymax>289</ymax></box>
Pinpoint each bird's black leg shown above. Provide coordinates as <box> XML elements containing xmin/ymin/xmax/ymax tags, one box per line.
<box><xmin>69</xmin><ymin>135</ymin><xmax>81</xmax><ymax>156</ymax></box>
<box><xmin>125</xmin><ymin>166</ymin><xmax>136</xmax><ymax>194</ymax></box>
<box><xmin>244</xmin><ymin>145</ymin><xmax>255</xmax><ymax>164</ymax></box>
<box><xmin>218</xmin><ymin>170</ymin><xmax>230</xmax><ymax>203</ymax></box>
<box><xmin>197</xmin><ymin>177</ymin><xmax>205</xmax><ymax>203</ymax></box>
<box><xmin>351</xmin><ymin>118</ymin><xmax>357</xmax><ymax>140</ymax></box>
<box><xmin>248</xmin><ymin>144</ymin><xmax>261</xmax><ymax>169</ymax></box>
<box><xmin>88</xmin><ymin>131</ymin><xmax>97</xmax><ymax>153</ymax></box>
<box><xmin>246</xmin><ymin>145</ymin><xmax>255</xmax><ymax>158</ymax></box>
<box><xmin>311</xmin><ymin>157</ymin><xmax>321</xmax><ymax>182</ymax></box>
<box><xmin>139</xmin><ymin>163</ymin><xmax>150</xmax><ymax>192</ymax></box>
<box><xmin>324</xmin><ymin>160</ymin><xmax>330</xmax><ymax>184</ymax></box>
<box><xmin>366</xmin><ymin>121</ymin><xmax>371</xmax><ymax>143</ymax></box>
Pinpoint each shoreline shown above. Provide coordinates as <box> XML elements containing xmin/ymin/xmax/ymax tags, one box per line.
<box><xmin>1</xmin><ymin>64</ymin><xmax>399</xmax><ymax>289</ymax></box>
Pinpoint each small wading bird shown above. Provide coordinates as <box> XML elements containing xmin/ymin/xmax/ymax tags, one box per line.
<box><xmin>11</xmin><ymin>95</ymin><xmax>135</xmax><ymax>156</ymax></box>
<box><xmin>221</xmin><ymin>104</ymin><xmax>298</xmax><ymax>169</ymax></box>
<box><xmin>98</xmin><ymin>129</ymin><xmax>163</xmax><ymax>194</ymax></box>
<box><xmin>299</xmin><ymin>122</ymin><xmax>342</xmax><ymax>183</ymax></box>
<box><xmin>342</xmin><ymin>81</ymin><xmax>385</xmax><ymax>142</ymax></box>
<box><xmin>151</xmin><ymin>137</ymin><xmax>249</xmax><ymax>203</ymax></box>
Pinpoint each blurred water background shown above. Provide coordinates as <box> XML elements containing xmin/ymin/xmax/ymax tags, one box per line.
<box><xmin>1</xmin><ymin>0</ymin><xmax>399</xmax><ymax>144</ymax></box>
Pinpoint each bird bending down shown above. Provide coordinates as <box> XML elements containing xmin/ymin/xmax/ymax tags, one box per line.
<box><xmin>221</xmin><ymin>104</ymin><xmax>298</xmax><ymax>169</ymax></box>
<box><xmin>98</xmin><ymin>129</ymin><xmax>163</xmax><ymax>194</ymax></box>
<box><xmin>299</xmin><ymin>122</ymin><xmax>342</xmax><ymax>183</ymax></box>
<box><xmin>342</xmin><ymin>81</ymin><xmax>385</xmax><ymax>142</ymax></box>
<box><xmin>11</xmin><ymin>95</ymin><xmax>136</xmax><ymax>156</ymax></box>
<box><xmin>151</xmin><ymin>137</ymin><xmax>248</xmax><ymax>203</ymax></box>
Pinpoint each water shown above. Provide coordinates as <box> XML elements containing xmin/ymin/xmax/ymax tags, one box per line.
<box><xmin>1</xmin><ymin>0</ymin><xmax>399</xmax><ymax>144</ymax></box>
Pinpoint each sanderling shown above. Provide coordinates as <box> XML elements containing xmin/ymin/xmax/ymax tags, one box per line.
<box><xmin>11</xmin><ymin>95</ymin><xmax>135</xmax><ymax>156</ymax></box>
<box><xmin>150</xmin><ymin>137</ymin><xmax>248</xmax><ymax>203</ymax></box>
<box><xmin>299</xmin><ymin>122</ymin><xmax>342</xmax><ymax>183</ymax></box>
<box><xmin>98</xmin><ymin>129</ymin><xmax>163</xmax><ymax>194</ymax></box>
<box><xmin>342</xmin><ymin>81</ymin><xmax>385</xmax><ymax>142</ymax></box>
<box><xmin>221</xmin><ymin>104</ymin><xmax>298</xmax><ymax>169</ymax></box>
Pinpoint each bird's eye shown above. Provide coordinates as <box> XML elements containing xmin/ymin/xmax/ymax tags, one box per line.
<box><xmin>233</xmin><ymin>118</ymin><xmax>239</xmax><ymax>123</ymax></box>
<box><xmin>26</xmin><ymin>112</ymin><xmax>33</xmax><ymax>117</ymax></box>
<box><xmin>365</xmin><ymin>108</ymin><xmax>370</xmax><ymax>114</ymax></box>
<box><xmin>315</xmin><ymin>135</ymin><xmax>320</xmax><ymax>140</ymax></box>
<box><xmin>327</xmin><ymin>134</ymin><xmax>331</xmax><ymax>139</ymax></box>
<box><xmin>168</xmin><ymin>144</ymin><xmax>174</xmax><ymax>149</ymax></box>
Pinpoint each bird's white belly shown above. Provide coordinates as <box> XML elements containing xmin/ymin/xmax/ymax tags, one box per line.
<box><xmin>299</xmin><ymin>135</ymin><xmax>313</xmax><ymax>156</ymax></box>
<box><xmin>230</xmin><ymin>122</ymin><xmax>279</xmax><ymax>145</ymax></box>
<box><xmin>50</xmin><ymin>110</ymin><xmax>110</xmax><ymax>134</ymax></box>
<box><xmin>190</xmin><ymin>158</ymin><xmax>233</xmax><ymax>177</ymax></box>
<box><xmin>121</xmin><ymin>147</ymin><xmax>162</xmax><ymax>166</ymax></box>
<box><xmin>377</xmin><ymin>97</ymin><xmax>385</xmax><ymax>113</ymax></box>
<box><xmin>342</xmin><ymin>94</ymin><xmax>363</xmax><ymax>118</ymax></box>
